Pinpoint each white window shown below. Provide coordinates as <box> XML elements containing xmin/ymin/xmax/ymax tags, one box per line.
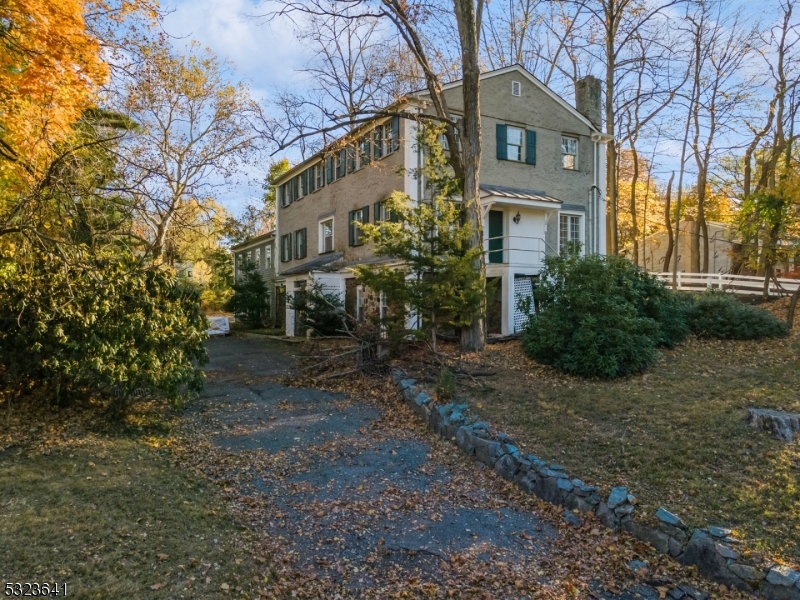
<box><xmin>320</xmin><ymin>218</ymin><xmax>334</xmax><ymax>253</ymax></box>
<box><xmin>559</xmin><ymin>214</ymin><xmax>582</xmax><ymax>253</ymax></box>
<box><xmin>356</xmin><ymin>285</ymin><xmax>364</xmax><ymax>323</ymax></box>
<box><xmin>511</xmin><ymin>80</ymin><xmax>521</xmax><ymax>97</ymax></box>
<box><xmin>561</xmin><ymin>136</ymin><xmax>578</xmax><ymax>170</ymax></box>
<box><xmin>254</xmin><ymin>247</ymin><xmax>261</xmax><ymax>269</ymax></box>
<box><xmin>507</xmin><ymin>126</ymin><xmax>523</xmax><ymax>162</ymax></box>
<box><xmin>265</xmin><ymin>245</ymin><xmax>272</xmax><ymax>270</ymax></box>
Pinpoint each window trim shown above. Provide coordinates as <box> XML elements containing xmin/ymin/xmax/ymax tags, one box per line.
<box><xmin>294</xmin><ymin>228</ymin><xmax>307</xmax><ymax>259</ymax></box>
<box><xmin>319</xmin><ymin>217</ymin><xmax>335</xmax><ymax>254</ymax></box>
<box><xmin>348</xmin><ymin>205</ymin><xmax>370</xmax><ymax>247</ymax></box>
<box><xmin>280</xmin><ymin>233</ymin><xmax>293</xmax><ymax>263</ymax></box>
<box><xmin>561</xmin><ymin>135</ymin><xmax>579</xmax><ymax>170</ymax></box>
<box><xmin>558</xmin><ymin>211</ymin><xmax>584</xmax><ymax>255</ymax></box>
<box><xmin>506</xmin><ymin>126</ymin><xmax>524</xmax><ymax>162</ymax></box>
<box><xmin>511</xmin><ymin>80</ymin><xmax>521</xmax><ymax>97</ymax></box>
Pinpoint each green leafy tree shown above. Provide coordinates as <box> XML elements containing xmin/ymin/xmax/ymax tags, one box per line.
<box><xmin>352</xmin><ymin>125</ymin><xmax>484</xmax><ymax>352</ymax></box>
<box><xmin>226</xmin><ymin>259</ymin><xmax>269</xmax><ymax>327</ymax></box>
<box><xmin>0</xmin><ymin>249</ymin><xmax>208</xmax><ymax>414</ymax></box>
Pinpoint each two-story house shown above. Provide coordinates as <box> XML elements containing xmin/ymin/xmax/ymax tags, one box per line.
<box><xmin>274</xmin><ymin>64</ymin><xmax>611</xmax><ymax>337</ymax></box>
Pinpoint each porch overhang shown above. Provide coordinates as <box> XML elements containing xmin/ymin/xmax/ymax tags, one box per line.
<box><xmin>479</xmin><ymin>184</ymin><xmax>563</xmax><ymax>213</ymax></box>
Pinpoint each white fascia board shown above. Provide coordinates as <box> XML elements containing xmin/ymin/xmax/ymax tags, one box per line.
<box><xmin>432</xmin><ymin>65</ymin><xmax>600</xmax><ymax>134</ymax></box>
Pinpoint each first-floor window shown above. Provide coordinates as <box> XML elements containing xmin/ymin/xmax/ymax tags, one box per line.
<box><xmin>320</xmin><ymin>218</ymin><xmax>334</xmax><ymax>253</ymax></box>
<box><xmin>349</xmin><ymin>206</ymin><xmax>370</xmax><ymax>246</ymax></box>
<box><xmin>254</xmin><ymin>247</ymin><xmax>261</xmax><ymax>269</ymax></box>
<box><xmin>294</xmin><ymin>228</ymin><xmax>307</xmax><ymax>259</ymax></box>
<box><xmin>281</xmin><ymin>233</ymin><xmax>292</xmax><ymax>262</ymax></box>
<box><xmin>356</xmin><ymin>285</ymin><xmax>364</xmax><ymax>323</ymax></box>
<box><xmin>559</xmin><ymin>214</ymin><xmax>582</xmax><ymax>253</ymax></box>
<box><xmin>561</xmin><ymin>136</ymin><xmax>578</xmax><ymax>170</ymax></box>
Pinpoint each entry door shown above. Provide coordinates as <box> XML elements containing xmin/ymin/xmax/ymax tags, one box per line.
<box><xmin>488</xmin><ymin>210</ymin><xmax>504</xmax><ymax>264</ymax></box>
<box><xmin>275</xmin><ymin>286</ymin><xmax>286</xmax><ymax>329</ymax></box>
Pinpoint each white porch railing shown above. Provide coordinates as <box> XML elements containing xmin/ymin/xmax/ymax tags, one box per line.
<box><xmin>485</xmin><ymin>235</ymin><xmax>548</xmax><ymax>267</ymax></box>
<box><xmin>654</xmin><ymin>272</ymin><xmax>800</xmax><ymax>297</ymax></box>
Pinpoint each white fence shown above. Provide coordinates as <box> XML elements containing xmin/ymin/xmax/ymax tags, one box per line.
<box><xmin>654</xmin><ymin>272</ymin><xmax>800</xmax><ymax>297</ymax></box>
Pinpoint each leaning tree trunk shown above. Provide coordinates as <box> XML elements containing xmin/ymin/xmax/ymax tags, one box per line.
<box><xmin>663</xmin><ymin>172</ymin><xmax>675</xmax><ymax>272</ymax></box>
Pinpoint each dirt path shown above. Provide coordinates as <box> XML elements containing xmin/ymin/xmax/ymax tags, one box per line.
<box><xmin>179</xmin><ymin>336</ymin><xmax>709</xmax><ymax>599</ymax></box>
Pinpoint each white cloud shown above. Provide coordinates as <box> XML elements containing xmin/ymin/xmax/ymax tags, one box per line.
<box><xmin>159</xmin><ymin>0</ymin><xmax>308</xmax><ymax>214</ymax></box>
<box><xmin>162</xmin><ymin>0</ymin><xmax>306</xmax><ymax>96</ymax></box>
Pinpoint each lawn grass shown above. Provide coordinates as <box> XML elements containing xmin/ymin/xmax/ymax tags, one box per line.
<box><xmin>0</xmin><ymin>418</ymin><xmax>265</xmax><ymax>599</ymax></box>
<box><xmin>459</xmin><ymin>333</ymin><xmax>800</xmax><ymax>565</ymax></box>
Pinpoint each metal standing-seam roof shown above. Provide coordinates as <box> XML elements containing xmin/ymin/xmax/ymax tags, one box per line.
<box><xmin>480</xmin><ymin>184</ymin><xmax>563</xmax><ymax>204</ymax></box>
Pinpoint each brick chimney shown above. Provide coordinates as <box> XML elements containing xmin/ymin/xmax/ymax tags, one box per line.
<box><xmin>575</xmin><ymin>75</ymin><xmax>602</xmax><ymax>129</ymax></box>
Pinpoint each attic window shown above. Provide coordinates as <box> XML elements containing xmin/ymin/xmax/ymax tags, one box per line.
<box><xmin>511</xmin><ymin>81</ymin><xmax>521</xmax><ymax>97</ymax></box>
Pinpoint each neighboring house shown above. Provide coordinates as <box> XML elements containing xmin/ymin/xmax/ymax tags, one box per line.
<box><xmin>231</xmin><ymin>232</ymin><xmax>283</xmax><ymax>328</ymax></box>
<box><xmin>274</xmin><ymin>64</ymin><xmax>612</xmax><ymax>337</ymax></box>
<box><xmin>635</xmin><ymin>219</ymin><xmax>740</xmax><ymax>274</ymax></box>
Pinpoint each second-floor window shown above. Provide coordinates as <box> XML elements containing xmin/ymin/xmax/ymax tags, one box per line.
<box><xmin>281</xmin><ymin>233</ymin><xmax>292</xmax><ymax>262</ymax></box>
<box><xmin>561</xmin><ymin>136</ymin><xmax>578</xmax><ymax>169</ymax></box>
<box><xmin>496</xmin><ymin>124</ymin><xmax>536</xmax><ymax>165</ymax></box>
<box><xmin>349</xmin><ymin>206</ymin><xmax>370</xmax><ymax>246</ymax></box>
<box><xmin>374</xmin><ymin>199</ymin><xmax>395</xmax><ymax>223</ymax></box>
<box><xmin>265</xmin><ymin>245</ymin><xmax>272</xmax><ymax>270</ymax></box>
<box><xmin>294</xmin><ymin>228</ymin><xmax>307</xmax><ymax>259</ymax></box>
<box><xmin>254</xmin><ymin>247</ymin><xmax>261</xmax><ymax>269</ymax></box>
<box><xmin>320</xmin><ymin>218</ymin><xmax>334</xmax><ymax>253</ymax></box>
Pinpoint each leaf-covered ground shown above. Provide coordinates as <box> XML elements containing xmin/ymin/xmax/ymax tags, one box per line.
<box><xmin>433</xmin><ymin>301</ymin><xmax>800</xmax><ymax>569</ymax></box>
<box><xmin>168</xmin><ymin>336</ymin><xmax>752</xmax><ymax>598</ymax></box>
<box><xmin>0</xmin><ymin>335</ymin><xmax>758</xmax><ymax>598</ymax></box>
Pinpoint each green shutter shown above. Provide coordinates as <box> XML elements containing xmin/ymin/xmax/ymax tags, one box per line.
<box><xmin>301</xmin><ymin>170</ymin><xmax>307</xmax><ymax>196</ymax></box>
<box><xmin>348</xmin><ymin>210</ymin><xmax>355</xmax><ymax>246</ymax></box>
<box><xmin>308</xmin><ymin>167</ymin><xmax>316</xmax><ymax>193</ymax></box>
<box><xmin>362</xmin><ymin>205</ymin><xmax>369</xmax><ymax>225</ymax></box>
<box><xmin>496</xmin><ymin>124</ymin><xmax>508</xmax><ymax>160</ymax></box>
<box><xmin>338</xmin><ymin>149</ymin><xmax>346</xmax><ymax>178</ymax></box>
<box><xmin>526</xmin><ymin>129</ymin><xmax>537</xmax><ymax>165</ymax></box>
<box><xmin>391</xmin><ymin>116</ymin><xmax>400</xmax><ymax>151</ymax></box>
<box><xmin>374</xmin><ymin>201</ymin><xmax>382</xmax><ymax>222</ymax></box>
<box><xmin>326</xmin><ymin>156</ymin><xmax>333</xmax><ymax>183</ymax></box>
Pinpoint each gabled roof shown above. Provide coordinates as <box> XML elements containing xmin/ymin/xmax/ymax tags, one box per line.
<box><xmin>434</xmin><ymin>64</ymin><xmax>599</xmax><ymax>132</ymax></box>
<box><xmin>231</xmin><ymin>231</ymin><xmax>275</xmax><ymax>251</ymax></box>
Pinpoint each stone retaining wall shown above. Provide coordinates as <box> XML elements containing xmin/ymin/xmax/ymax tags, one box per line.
<box><xmin>391</xmin><ymin>369</ymin><xmax>800</xmax><ymax>600</ymax></box>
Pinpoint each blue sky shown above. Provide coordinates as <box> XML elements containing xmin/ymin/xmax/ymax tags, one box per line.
<box><xmin>161</xmin><ymin>0</ymin><xmax>307</xmax><ymax>215</ymax></box>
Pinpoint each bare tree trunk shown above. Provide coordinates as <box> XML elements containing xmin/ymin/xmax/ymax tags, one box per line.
<box><xmin>663</xmin><ymin>171</ymin><xmax>675</xmax><ymax>272</ymax></box>
<box><xmin>454</xmin><ymin>0</ymin><xmax>486</xmax><ymax>352</ymax></box>
<box><xmin>788</xmin><ymin>285</ymin><xmax>800</xmax><ymax>330</ymax></box>
<box><xmin>629</xmin><ymin>143</ymin><xmax>639</xmax><ymax>266</ymax></box>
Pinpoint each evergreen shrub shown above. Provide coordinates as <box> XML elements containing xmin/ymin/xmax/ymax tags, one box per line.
<box><xmin>686</xmin><ymin>291</ymin><xmax>789</xmax><ymax>340</ymax></box>
<box><xmin>523</xmin><ymin>254</ymin><xmax>688</xmax><ymax>379</ymax></box>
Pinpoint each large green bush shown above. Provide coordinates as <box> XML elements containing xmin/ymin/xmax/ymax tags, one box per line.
<box><xmin>686</xmin><ymin>291</ymin><xmax>789</xmax><ymax>340</ymax></box>
<box><xmin>523</xmin><ymin>254</ymin><xmax>689</xmax><ymax>379</ymax></box>
<box><xmin>0</xmin><ymin>250</ymin><xmax>207</xmax><ymax>411</ymax></box>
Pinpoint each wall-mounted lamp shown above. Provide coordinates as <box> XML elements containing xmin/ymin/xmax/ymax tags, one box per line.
<box><xmin>513</xmin><ymin>211</ymin><xmax>521</xmax><ymax>224</ymax></box>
